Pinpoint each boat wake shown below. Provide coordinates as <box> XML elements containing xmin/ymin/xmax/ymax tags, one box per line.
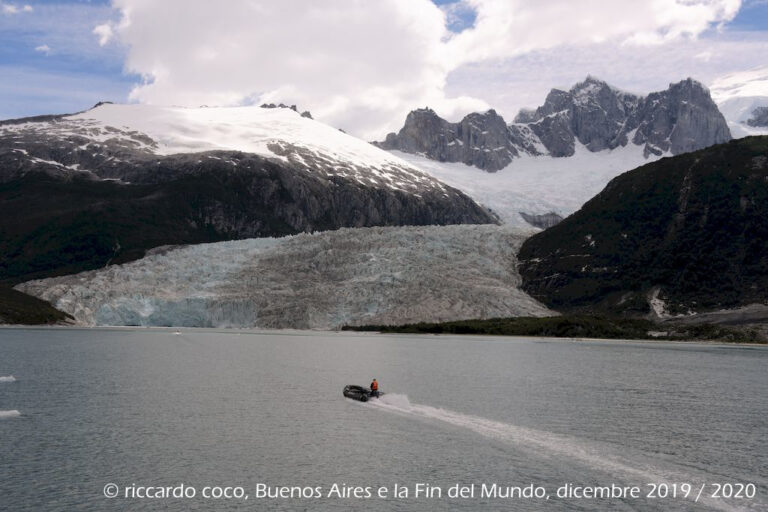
<box><xmin>0</xmin><ymin>375</ymin><xmax>17</xmax><ymax>383</ymax></box>
<box><xmin>370</xmin><ymin>394</ymin><xmax>755</xmax><ymax>512</ymax></box>
<box><xmin>0</xmin><ymin>410</ymin><xmax>21</xmax><ymax>419</ymax></box>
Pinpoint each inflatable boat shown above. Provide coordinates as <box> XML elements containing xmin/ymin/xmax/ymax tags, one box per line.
<box><xmin>343</xmin><ymin>385</ymin><xmax>383</xmax><ymax>402</ymax></box>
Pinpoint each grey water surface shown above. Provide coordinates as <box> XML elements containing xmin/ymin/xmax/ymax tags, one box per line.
<box><xmin>0</xmin><ymin>327</ymin><xmax>766</xmax><ymax>511</ymax></box>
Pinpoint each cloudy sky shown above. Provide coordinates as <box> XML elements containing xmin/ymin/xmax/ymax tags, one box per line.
<box><xmin>1</xmin><ymin>0</ymin><xmax>767</xmax><ymax>139</ymax></box>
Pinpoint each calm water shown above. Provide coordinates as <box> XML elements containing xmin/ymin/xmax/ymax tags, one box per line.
<box><xmin>0</xmin><ymin>327</ymin><xmax>766</xmax><ymax>511</ymax></box>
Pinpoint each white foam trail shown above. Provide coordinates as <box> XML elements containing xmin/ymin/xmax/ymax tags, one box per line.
<box><xmin>0</xmin><ymin>375</ymin><xmax>17</xmax><ymax>383</ymax></box>
<box><xmin>371</xmin><ymin>394</ymin><xmax>746</xmax><ymax>512</ymax></box>
<box><xmin>0</xmin><ymin>410</ymin><xmax>21</xmax><ymax>419</ymax></box>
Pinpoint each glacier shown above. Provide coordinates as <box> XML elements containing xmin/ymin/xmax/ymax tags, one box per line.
<box><xmin>711</xmin><ymin>66</ymin><xmax>768</xmax><ymax>139</ymax></box>
<box><xmin>392</xmin><ymin>142</ymin><xmax>660</xmax><ymax>226</ymax></box>
<box><xmin>16</xmin><ymin>225</ymin><xmax>554</xmax><ymax>329</ymax></box>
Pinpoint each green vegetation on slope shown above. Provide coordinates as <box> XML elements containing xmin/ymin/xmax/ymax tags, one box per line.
<box><xmin>518</xmin><ymin>136</ymin><xmax>768</xmax><ymax>315</ymax></box>
<box><xmin>344</xmin><ymin>315</ymin><xmax>763</xmax><ymax>343</ymax></box>
<box><xmin>0</xmin><ymin>286</ymin><xmax>72</xmax><ymax>325</ymax></box>
<box><xmin>0</xmin><ymin>166</ymin><xmax>299</xmax><ymax>285</ymax></box>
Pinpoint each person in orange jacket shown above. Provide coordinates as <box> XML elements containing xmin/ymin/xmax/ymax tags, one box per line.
<box><xmin>370</xmin><ymin>378</ymin><xmax>379</xmax><ymax>398</ymax></box>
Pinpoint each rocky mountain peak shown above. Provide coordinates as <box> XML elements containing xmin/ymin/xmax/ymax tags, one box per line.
<box><xmin>377</xmin><ymin>76</ymin><xmax>731</xmax><ymax>172</ymax></box>
<box><xmin>747</xmin><ymin>106</ymin><xmax>768</xmax><ymax>127</ymax></box>
<box><xmin>403</xmin><ymin>107</ymin><xmax>445</xmax><ymax>127</ymax></box>
<box><xmin>376</xmin><ymin>107</ymin><xmax>519</xmax><ymax>171</ymax></box>
<box><xmin>513</xmin><ymin>108</ymin><xmax>537</xmax><ymax>124</ymax></box>
<box><xmin>260</xmin><ymin>102</ymin><xmax>313</xmax><ymax>119</ymax></box>
<box><xmin>570</xmin><ymin>75</ymin><xmax>611</xmax><ymax>95</ymax></box>
<box><xmin>634</xmin><ymin>78</ymin><xmax>730</xmax><ymax>156</ymax></box>
<box><xmin>514</xmin><ymin>76</ymin><xmax>647</xmax><ymax>156</ymax></box>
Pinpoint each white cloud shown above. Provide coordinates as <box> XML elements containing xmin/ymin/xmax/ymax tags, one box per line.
<box><xmin>93</xmin><ymin>23</ymin><xmax>114</xmax><ymax>46</ymax></box>
<box><xmin>0</xmin><ymin>2</ymin><xmax>122</xmax><ymax>62</ymax></box>
<box><xmin>104</xmin><ymin>0</ymin><xmax>471</xmax><ymax>139</ymax></box>
<box><xmin>35</xmin><ymin>44</ymin><xmax>51</xmax><ymax>55</ymax></box>
<box><xmin>100</xmin><ymin>0</ymin><xmax>745</xmax><ymax>138</ymax></box>
<box><xmin>446</xmin><ymin>31</ymin><xmax>768</xmax><ymax>121</ymax></box>
<box><xmin>2</xmin><ymin>3</ymin><xmax>32</xmax><ymax>14</ymax></box>
<box><xmin>446</xmin><ymin>0</ymin><xmax>741</xmax><ymax>62</ymax></box>
<box><xmin>710</xmin><ymin>65</ymin><xmax>768</xmax><ymax>101</ymax></box>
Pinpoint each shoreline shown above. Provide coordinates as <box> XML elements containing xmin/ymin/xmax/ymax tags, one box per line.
<box><xmin>1</xmin><ymin>324</ymin><xmax>766</xmax><ymax>347</ymax></box>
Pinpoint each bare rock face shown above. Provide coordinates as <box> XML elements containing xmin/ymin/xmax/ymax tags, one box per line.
<box><xmin>376</xmin><ymin>108</ymin><xmax>534</xmax><ymax>172</ymax></box>
<box><xmin>634</xmin><ymin>78</ymin><xmax>732</xmax><ymax>157</ymax></box>
<box><xmin>747</xmin><ymin>106</ymin><xmax>768</xmax><ymax>127</ymax></box>
<box><xmin>517</xmin><ymin>78</ymin><xmax>641</xmax><ymax>157</ymax></box>
<box><xmin>519</xmin><ymin>211</ymin><xmax>563</xmax><ymax>229</ymax></box>
<box><xmin>378</xmin><ymin>77</ymin><xmax>731</xmax><ymax>171</ymax></box>
<box><xmin>259</xmin><ymin>102</ymin><xmax>313</xmax><ymax>119</ymax></box>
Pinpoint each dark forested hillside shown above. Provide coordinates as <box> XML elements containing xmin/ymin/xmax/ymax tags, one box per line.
<box><xmin>518</xmin><ymin>136</ymin><xmax>768</xmax><ymax>315</ymax></box>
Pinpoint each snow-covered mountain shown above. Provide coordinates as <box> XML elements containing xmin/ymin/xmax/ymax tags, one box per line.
<box><xmin>375</xmin><ymin>77</ymin><xmax>731</xmax><ymax>227</ymax></box>
<box><xmin>710</xmin><ymin>66</ymin><xmax>768</xmax><ymax>138</ymax></box>
<box><xmin>377</xmin><ymin>77</ymin><xmax>730</xmax><ymax>171</ymax></box>
<box><xmin>17</xmin><ymin>224</ymin><xmax>553</xmax><ymax>329</ymax></box>
<box><xmin>2</xmin><ymin>102</ymin><xmax>464</xmax><ymax>192</ymax></box>
<box><xmin>0</xmin><ymin>103</ymin><xmax>495</xmax><ymax>284</ymax></box>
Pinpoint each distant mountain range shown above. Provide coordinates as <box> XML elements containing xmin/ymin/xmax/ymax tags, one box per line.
<box><xmin>376</xmin><ymin>77</ymin><xmax>731</xmax><ymax>172</ymax></box>
<box><xmin>374</xmin><ymin>77</ymin><xmax>737</xmax><ymax>227</ymax></box>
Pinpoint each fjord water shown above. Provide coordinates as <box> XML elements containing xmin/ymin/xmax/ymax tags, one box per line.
<box><xmin>0</xmin><ymin>328</ymin><xmax>766</xmax><ymax>511</ymax></box>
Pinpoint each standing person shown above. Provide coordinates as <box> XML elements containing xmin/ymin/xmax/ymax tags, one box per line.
<box><xmin>370</xmin><ymin>378</ymin><xmax>379</xmax><ymax>398</ymax></box>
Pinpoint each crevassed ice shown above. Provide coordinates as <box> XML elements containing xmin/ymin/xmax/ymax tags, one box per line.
<box><xmin>17</xmin><ymin>225</ymin><xmax>553</xmax><ymax>329</ymax></box>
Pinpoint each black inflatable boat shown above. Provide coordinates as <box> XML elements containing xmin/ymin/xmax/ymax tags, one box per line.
<box><xmin>343</xmin><ymin>385</ymin><xmax>383</xmax><ymax>402</ymax></box>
